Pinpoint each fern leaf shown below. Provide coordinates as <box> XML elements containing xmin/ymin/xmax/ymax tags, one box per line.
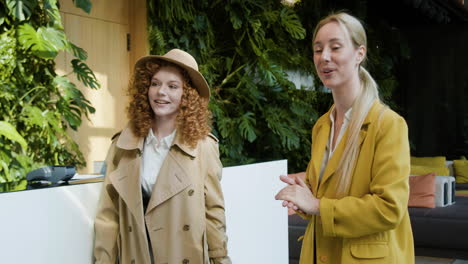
<box><xmin>149</xmin><ymin>25</ymin><xmax>161</xmax><ymax>44</ymax></box>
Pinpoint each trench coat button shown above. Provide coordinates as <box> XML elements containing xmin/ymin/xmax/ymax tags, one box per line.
<box><xmin>128</xmin><ymin>226</ymin><xmax>132</xmax><ymax>232</ymax></box>
<box><xmin>182</xmin><ymin>259</ymin><xmax>189</xmax><ymax>264</ymax></box>
<box><xmin>319</xmin><ymin>255</ymin><xmax>328</xmax><ymax>262</ymax></box>
<box><xmin>188</xmin><ymin>189</ymin><xmax>194</xmax><ymax>196</ymax></box>
<box><xmin>183</xmin><ymin>224</ymin><xmax>190</xmax><ymax>231</ymax></box>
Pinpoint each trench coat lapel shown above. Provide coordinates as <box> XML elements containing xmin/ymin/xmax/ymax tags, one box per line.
<box><xmin>145</xmin><ymin>134</ymin><xmax>194</xmax><ymax>215</ymax></box>
<box><xmin>109</xmin><ymin>158</ymin><xmax>145</xmax><ymax>227</ymax></box>
<box><xmin>109</xmin><ymin>124</ymin><xmax>145</xmax><ymax>229</ymax></box>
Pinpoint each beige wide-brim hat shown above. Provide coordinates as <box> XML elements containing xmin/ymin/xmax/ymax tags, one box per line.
<box><xmin>134</xmin><ymin>49</ymin><xmax>210</xmax><ymax>98</ymax></box>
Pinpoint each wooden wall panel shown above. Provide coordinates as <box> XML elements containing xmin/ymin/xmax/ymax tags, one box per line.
<box><xmin>60</xmin><ymin>14</ymin><xmax>129</xmax><ymax>173</ymax></box>
<box><xmin>55</xmin><ymin>0</ymin><xmax>148</xmax><ymax>173</ymax></box>
<box><xmin>59</xmin><ymin>0</ymin><xmax>128</xmax><ymax>25</ymax></box>
<box><xmin>129</xmin><ymin>0</ymin><xmax>149</xmax><ymax>72</ymax></box>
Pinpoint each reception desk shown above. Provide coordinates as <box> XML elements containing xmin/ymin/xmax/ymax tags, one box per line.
<box><xmin>0</xmin><ymin>181</ymin><xmax>103</xmax><ymax>264</ymax></box>
<box><xmin>0</xmin><ymin>160</ymin><xmax>288</xmax><ymax>264</ymax></box>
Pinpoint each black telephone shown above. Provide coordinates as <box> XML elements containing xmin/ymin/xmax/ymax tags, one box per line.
<box><xmin>26</xmin><ymin>166</ymin><xmax>76</xmax><ymax>183</ymax></box>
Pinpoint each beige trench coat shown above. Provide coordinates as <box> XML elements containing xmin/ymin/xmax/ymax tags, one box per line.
<box><xmin>93</xmin><ymin>124</ymin><xmax>231</xmax><ymax>264</ymax></box>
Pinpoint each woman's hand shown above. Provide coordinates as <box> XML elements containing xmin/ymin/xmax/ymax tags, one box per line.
<box><xmin>275</xmin><ymin>175</ymin><xmax>320</xmax><ymax>215</ymax></box>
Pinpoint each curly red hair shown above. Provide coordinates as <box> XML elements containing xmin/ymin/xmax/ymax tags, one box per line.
<box><xmin>127</xmin><ymin>60</ymin><xmax>211</xmax><ymax>148</ymax></box>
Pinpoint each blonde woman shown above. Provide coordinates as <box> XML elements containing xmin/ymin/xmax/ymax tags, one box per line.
<box><xmin>275</xmin><ymin>12</ymin><xmax>414</xmax><ymax>263</ymax></box>
<box><xmin>93</xmin><ymin>49</ymin><xmax>231</xmax><ymax>264</ymax></box>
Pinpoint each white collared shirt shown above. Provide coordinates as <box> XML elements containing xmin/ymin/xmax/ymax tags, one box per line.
<box><xmin>319</xmin><ymin>107</ymin><xmax>352</xmax><ymax>181</ymax></box>
<box><xmin>140</xmin><ymin>129</ymin><xmax>176</xmax><ymax>195</ymax></box>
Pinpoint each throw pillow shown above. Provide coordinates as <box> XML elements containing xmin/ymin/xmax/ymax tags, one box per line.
<box><xmin>454</xmin><ymin>160</ymin><xmax>468</xmax><ymax>183</ymax></box>
<box><xmin>410</xmin><ymin>164</ymin><xmax>450</xmax><ymax>176</ymax></box>
<box><xmin>411</xmin><ymin>156</ymin><xmax>446</xmax><ymax>168</ymax></box>
<box><xmin>408</xmin><ymin>172</ymin><xmax>436</xmax><ymax>208</ymax></box>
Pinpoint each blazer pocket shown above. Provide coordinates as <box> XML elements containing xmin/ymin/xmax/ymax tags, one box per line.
<box><xmin>350</xmin><ymin>242</ymin><xmax>389</xmax><ymax>259</ymax></box>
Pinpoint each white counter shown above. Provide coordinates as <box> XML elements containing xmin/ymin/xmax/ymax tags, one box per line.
<box><xmin>0</xmin><ymin>160</ymin><xmax>288</xmax><ymax>264</ymax></box>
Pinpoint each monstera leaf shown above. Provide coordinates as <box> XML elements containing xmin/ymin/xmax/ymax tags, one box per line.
<box><xmin>53</xmin><ymin>76</ymin><xmax>96</xmax><ymax>130</ymax></box>
<box><xmin>43</xmin><ymin>0</ymin><xmax>62</xmax><ymax>28</ymax></box>
<box><xmin>0</xmin><ymin>121</ymin><xmax>27</xmax><ymax>150</ymax></box>
<box><xmin>68</xmin><ymin>42</ymin><xmax>88</xmax><ymax>60</ymax></box>
<box><xmin>6</xmin><ymin>0</ymin><xmax>37</xmax><ymax>21</ymax></box>
<box><xmin>17</xmin><ymin>24</ymin><xmax>67</xmax><ymax>59</ymax></box>
<box><xmin>0</xmin><ymin>8</ymin><xmax>6</xmax><ymax>26</ymax></box>
<box><xmin>71</xmin><ymin>59</ymin><xmax>100</xmax><ymax>89</ymax></box>
<box><xmin>72</xmin><ymin>0</ymin><xmax>92</xmax><ymax>14</ymax></box>
<box><xmin>280</xmin><ymin>8</ymin><xmax>306</xmax><ymax>40</ymax></box>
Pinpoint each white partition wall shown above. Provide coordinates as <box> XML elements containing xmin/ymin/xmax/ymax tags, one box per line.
<box><xmin>0</xmin><ymin>160</ymin><xmax>288</xmax><ymax>264</ymax></box>
<box><xmin>221</xmin><ymin>159</ymin><xmax>289</xmax><ymax>264</ymax></box>
<box><xmin>0</xmin><ymin>183</ymin><xmax>103</xmax><ymax>264</ymax></box>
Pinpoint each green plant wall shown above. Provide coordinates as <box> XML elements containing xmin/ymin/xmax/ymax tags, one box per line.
<box><xmin>0</xmin><ymin>0</ymin><xmax>98</xmax><ymax>187</ymax></box>
<box><xmin>147</xmin><ymin>0</ymin><xmax>407</xmax><ymax>173</ymax></box>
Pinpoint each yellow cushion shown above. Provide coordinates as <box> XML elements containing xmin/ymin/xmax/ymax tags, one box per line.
<box><xmin>411</xmin><ymin>156</ymin><xmax>446</xmax><ymax>168</ymax></box>
<box><xmin>454</xmin><ymin>160</ymin><xmax>468</xmax><ymax>183</ymax></box>
<box><xmin>410</xmin><ymin>165</ymin><xmax>450</xmax><ymax>176</ymax></box>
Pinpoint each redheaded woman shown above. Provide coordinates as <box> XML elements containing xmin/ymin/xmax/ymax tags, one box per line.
<box><xmin>94</xmin><ymin>49</ymin><xmax>231</xmax><ymax>264</ymax></box>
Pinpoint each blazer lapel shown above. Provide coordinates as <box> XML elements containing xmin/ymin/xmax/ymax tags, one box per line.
<box><xmin>310</xmin><ymin>121</ymin><xmax>330</xmax><ymax>194</ymax></box>
<box><xmin>318</xmin><ymin>101</ymin><xmax>381</xmax><ymax>190</ymax></box>
<box><xmin>145</xmin><ymin>150</ymin><xmax>192</xmax><ymax>215</ymax></box>
<box><xmin>319</xmin><ymin>129</ymin><xmax>348</xmax><ymax>189</ymax></box>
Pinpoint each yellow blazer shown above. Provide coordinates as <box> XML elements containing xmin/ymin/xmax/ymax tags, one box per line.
<box><xmin>299</xmin><ymin>101</ymin><xmax>414</xmax><ymax>264</ymax></box>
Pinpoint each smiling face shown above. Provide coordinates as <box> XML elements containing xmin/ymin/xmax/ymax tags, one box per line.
<box><xmin>313</xmin><ymin>21</ymin><xmax>365</xmax><ymax>91</ymax></box>
<box><xmin>148</xmin><ymin>65</ymin><xmax>184</xmax><ymax>123</ymax></box>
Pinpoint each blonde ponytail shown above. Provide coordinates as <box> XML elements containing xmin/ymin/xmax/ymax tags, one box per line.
<box><xmin>334</xmin><ymin>66</ymin><xmax>379</xmax><ymax>197</ymax></box>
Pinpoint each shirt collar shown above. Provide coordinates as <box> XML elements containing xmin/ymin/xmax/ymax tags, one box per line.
<box><xmin>115</xmin><ymin>122</ymin><xmax>198</xmax><ymax>158</ymax></box>
<box><xmin>329</xmin><ymin>106</ymin><xmax>353</xmax><ymax>124</ymax></box>
<box><xmin>145</xmin><ymin>128</ymin><xmax>176</xmax><ymax>148</ymax></box>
